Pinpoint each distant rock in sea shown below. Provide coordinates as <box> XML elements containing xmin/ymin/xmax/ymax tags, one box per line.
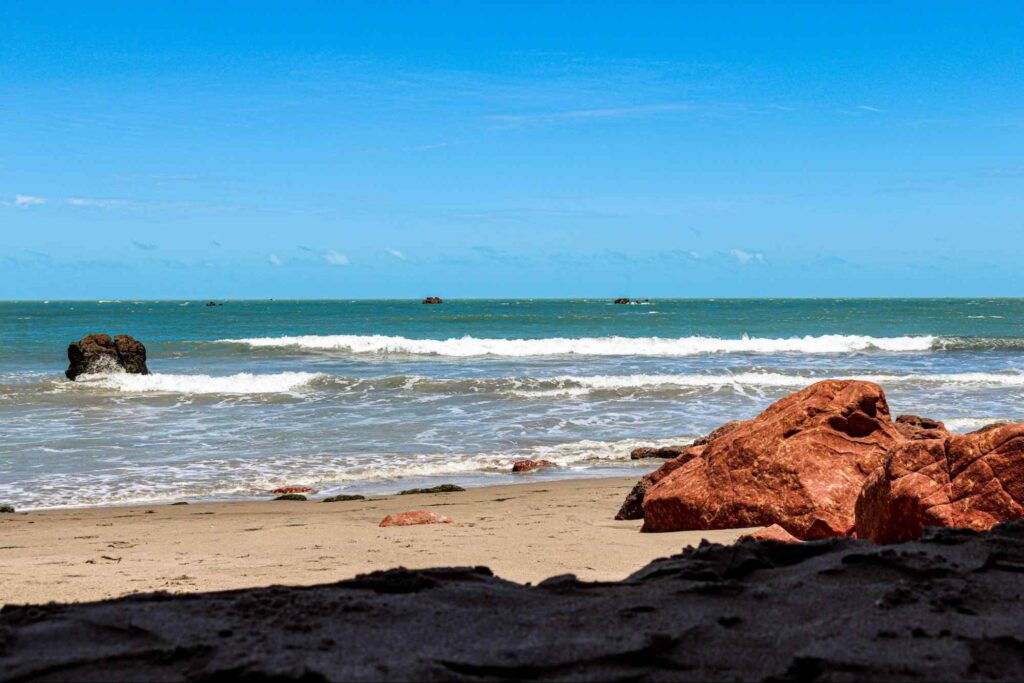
<box><xmin>613</xmin><ymin>297</ymin><xmax>631</xmax><ymax>304</ymax></box>
<box><xmin>65</xmin><ymin>334</ymin><xmax>150</xmax><ymax>381</ymax></box>
<box><xmin>422</xmin><ymin>296</ymin><xmax>443</xmax><ymax>304</ymax></box>
<box><xmin>205</xmin><ymin>301</ymin><xmax>223</xmax><ymax>307</ymax></box>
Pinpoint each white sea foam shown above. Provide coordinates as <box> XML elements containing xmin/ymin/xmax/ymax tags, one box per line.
<box><xmin>68</xmin><ymin>371</ymin><xmax>323</xmax><ymax>394</ymax></box>
<box><xmin>219</xmin><ymin>333</ymin><xmax>937</xmax><ymax>357</ymax></box>
<box><xmin>944</xmin><ymin>417</ymin><xmax>1016</xmax><ymax>433</ymax></box>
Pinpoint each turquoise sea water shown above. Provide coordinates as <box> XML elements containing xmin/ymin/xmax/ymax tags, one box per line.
<box><xmin>2</xmin><ymin>298</ymin><xmax>1024</xmax><ymax>509</ymax></box>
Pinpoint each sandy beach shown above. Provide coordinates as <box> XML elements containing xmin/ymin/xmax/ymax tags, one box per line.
<box><xmin>0</xmin><ymin>477</ymin><xmax>752</xmax><ymax>606</ymax></box>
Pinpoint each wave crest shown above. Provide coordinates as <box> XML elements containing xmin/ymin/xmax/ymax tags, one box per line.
<box><xmin>67</xmin><ymin>371</ymin><xmax>323</xmax><ymax>394</ymax></box>
<box><xmin>217</xmin><ymin>333</ymin><xmax>937</xmax><ymax>357</ymax></box>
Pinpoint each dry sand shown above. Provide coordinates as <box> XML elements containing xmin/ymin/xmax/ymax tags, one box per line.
<box><xmin>0</xmin><ymin>476</ymin><xmax>752</xmax><ymax>606</ymax></box>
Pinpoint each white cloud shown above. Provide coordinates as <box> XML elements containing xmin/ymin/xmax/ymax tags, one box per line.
<box><xmin>730</xmin><ymin>249</ymin><xmax>766</xmax><ymax>265</ymax></box>
<box><xmin>67</xmin><ymin>197</ymin><xmax>134</xmax><ymax>209</ymax></box>
<box><xmin>323</xmin><ymin>250</ymin><xmax>350</xmax><ymax>266</ymax></box>
<box><xmin>269</xmin><ymin>254</ymin><xmax>283</xmax><ymax>266</ymax></box>
<box><xmin>489</xmin><ymin>102</ymin><xmax>694</xmax><ymax>125</ymax></box>
<box><xmin>384</xmin><ymin>248</ymin><xmax>407</xmax><ymax>260</ymax></box>
<box><xmin>13</xmin><ymin>194</ymin><xmax>45</xmax><ymax>208</ymax></box>
<box><xmin>856</xmin><ymin>105</ymin><xmax>884</xmax><ymax>113</ymax></box>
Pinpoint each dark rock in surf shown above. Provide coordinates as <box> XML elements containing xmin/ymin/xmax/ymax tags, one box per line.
<box><xmin>422</xmin><ymin>297</ymin><xmax>443</xmax><ymax>304</ymax></box>
<box><xmin>65</xmin><ymin>334</ymin><xmax>150</xmax><ymax>381</ymax></box>
<box><xmin>0</xmin><ymin>504</ymin><xmax>14</xmax><ymax>513</ymax></box>
<box><xmin>512</xmin><ymin>459</ymin><xmax>554</xmax><ymax>473</ymax></box>
<box><xmin>205</xmin><ymin>301</ymin><xmax>222</xmax><ymax>307</ymax></box>
<box><xmin>399</xmin><ymin>484</ymin><xmax>466</xmax><ymax>495</ymax></box>
<box><xmin>613</xmin><ymin>298</ymin><xmax>631</xmax><ymax>304</ymax></box>
<box><xmin>630</xmin><ymin>445</ymin><xmax>689</xmax><ymax>460</ymax></box>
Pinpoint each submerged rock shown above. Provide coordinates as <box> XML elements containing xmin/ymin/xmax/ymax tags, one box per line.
<box><xmin>66</xmin><ymin>334</ymin><xmax>150</xmax><ymax>381</ymax></box>
<box><xmin>641</xmin><ymin>380</ymin><xmax>903</xmax><ymax>539</ymax></box>
<box><xmin>398</xmin><ymin>484</ymin><xmax>465</xmax><ymax>495</ymax></box>
<box><xmin>379</xmin><ymin>510</ymin><xmax>452</xmax><ymax>527</ymax></box>
<box><xmin>856</xmin><ymin>423</ymin><xmax>1024</xmax><ymax>543</ymax></box>
<box><xmin>511</xmin><ymin>459</ymin><xmax>554</xmax><ymax>473</ymax></box>
<box><xmin>323</xmin><ymin>494</ymin><xmax>366</xmax><ymax>503</ymax></box>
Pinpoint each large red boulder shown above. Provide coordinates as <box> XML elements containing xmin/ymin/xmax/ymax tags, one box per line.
<box><xmin>855</xmin><ymin>424</ymin><xmax>1024</xmax><ymax>543</ymax></box>
<box><xmin>615</xmin><ymin>446</ymin><xmax>705</xmax><ymax>520</ymax></box>
<box><xmin>641</xmin><ymin>380</ymin><xmax>904</xmax><ymax>539</ymax></box>
<box><xmin>66</xmin><ymin>334</ymin><xmax>149</xmax><ymax>380</ymax></box>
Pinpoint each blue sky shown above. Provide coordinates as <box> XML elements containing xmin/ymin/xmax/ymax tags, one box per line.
<box><xmin>2</xmin><ymin>1</ymin><xmax>1023</xmax><ymax>298</ymax></box>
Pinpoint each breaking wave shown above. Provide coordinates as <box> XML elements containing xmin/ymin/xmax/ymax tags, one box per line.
<box><xmin>65</xmin><ymin>371</ymin><xmax>324</xmax><ymax>395</ymax></box>
<box><xmin>217</xmin><ymin>333</ymin><xmax>939</xmax><ymax>357</ymax></box>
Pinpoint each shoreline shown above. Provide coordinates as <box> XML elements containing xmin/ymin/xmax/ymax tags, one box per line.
<box><xmin>0</xmin><ymin>476</ymin><xmax>754</xmax><ymax>606</ymax></box>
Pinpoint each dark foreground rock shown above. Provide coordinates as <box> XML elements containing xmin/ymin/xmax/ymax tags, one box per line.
<box><xmin>66</xmin><ymin>334</ymin><xmax>149</xmax><ymax>380</ymax></box>
<box><xmin>5</xmin><ymin>524</ymin><xmax>1024</xmax><ymax>681</ymax></box>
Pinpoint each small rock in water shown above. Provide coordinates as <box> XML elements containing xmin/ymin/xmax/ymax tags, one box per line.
<box><xmin>398</xmin><ymin>484</ymin><xmax>465</xmax><ymax>495</ymax></box>
<box><xmin>271</xmin><ymin>486</ymin><xmax>316</xmax><ymax>495</ymax></box>
<box><xmin>0</xmin><ymin>504</ymin><xmax>14</xmax><ymax>513</ymax></box>
<box><xmin>421</xmin><ymin>296</ymin><xmax>443</xmax><ymax>304</ymax></box>
<box><xmin>274</xmin><ymin>494</ymin><xmax>308</xmax><ymax>501</ymax></box>
<box><xmin>613</xmin><ymin>297</ymin><xmax>631</xmax><ymax>304</ymax></box>
<box><xmin>205</xmin><ymin>301</ymin><xmax>223</xmax><ymax>307</ymax></box>
<box><xmin>380</xmin><ymin>510</ymin><xmax>452</xmax><ymax>527</ymax></box>
<box><xmin>323</xmin><ymin>494</ymin><xmax>366</xmax><ymax>503</ymax></box>
<box><xmin>511</xmin><ymin>459</ymin><xmax>554</xmax><ymax>473</ymax></box>
<box><xmin>630</xmin><ymin>446</ymin><xmax>689</xmax><ymax>460</ymax></box>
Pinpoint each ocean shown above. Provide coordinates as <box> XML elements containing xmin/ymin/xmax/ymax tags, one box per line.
<box><xmin>2</xmin><ymin>298</ymin><xmax>1023</xmax><ymax>510</ymax></box>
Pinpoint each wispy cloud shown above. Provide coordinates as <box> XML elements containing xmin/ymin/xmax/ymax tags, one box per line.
<box><xmin>857</xmin><ymin>105</ymin><xmax>884</xmax><ymax>113</ymax></box>
<box><xmin>132</xmin><ymin>241</ymin><xmax>158</xmax><ymax>251</ymax></box>
<box><xmin>269</xmin><ymin>253</ymin><xmax>283</xmax><ymax>266</ymax></box>
<box><xmin>323</xmin><ymin>250</ymin><xmax>350</xmax><ymax>266</ymax></box>
<box><xmin>730</xmin><ymin>248</ymin><xmax>766</xmax><ymax>265</ymax></box>
<box><xmin>13</xmin><ymin>194</ymin><xmax>46</xmax><ymax>208</ymax></box>
<box><xmin>383</xmin><ymin>248</ymin><xmax>407</xmax><ymax>261</ymax></box>
<box><xmin>488</xmin><ymin>102</ymin><xmax>694</xmax><ymax>126</ymax></box>
<box><xmin>67</xmin><ymin>197</ymin><xmax>136</xmax><ymax>209</ymax></box>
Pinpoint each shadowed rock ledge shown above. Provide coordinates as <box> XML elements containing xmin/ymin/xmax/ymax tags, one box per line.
<box><xmin>4</xmin><ymin>523</ymin><xmax>1024</xmax><ymax>681</ymax></box>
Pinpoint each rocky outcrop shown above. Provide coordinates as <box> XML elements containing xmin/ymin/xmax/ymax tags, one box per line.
<box><xmin>613</xmin><ymin>297</ymin><xmax>631</xmax><ymax>304</ymax></box>
<box><xmin>856</xmin><ymin>423</ymin><xmax>1024</xmax><ymax>543</ymax></box>
<box><xmin>895</xmin><ymin>414</ymin><xmax>949</xmax><ymax>441</ymax></box>
<box><xmin>511</xmin><ymin>459</ymin><xmax>554</xmax><ymax>473</ymax></box>
<box><xmin>641</xmin><ymin>380</ymin><xmax>903</xmax><ymax>539</ymax></box>
<box><xmin>6</xmin><ymin>524</ymin><xmax>1024</xmax><ymax>681</ymax></box>
<box><xmin>422</xmin><ymin>297</ymin><xmax>443</xmax><ymax>304</ymax></box>
<box><xmin>615</xmin><ymin>446</ymin><xmax>705</xmax><ymax>520</ymax></box>
<box><xmin>65</xmin><ymin>334</ymin><xmax>150</xmax><ymax>380</ymax></box>
<box><xmin>380</xmin><ymin>510</ymin><xmax>453</xmax><ymax>527</ymax></box>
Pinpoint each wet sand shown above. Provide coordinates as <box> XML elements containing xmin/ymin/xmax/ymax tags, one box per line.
<box><xmin>0</xmin><ymin>476</ymin><xmax>752</xmax><ymax>606</ymax></box>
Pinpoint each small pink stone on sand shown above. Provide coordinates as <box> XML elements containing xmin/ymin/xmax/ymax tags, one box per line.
<box><xmin>379</xmin><ymin>510</ymin><xmax>453</xmax><ymax>528</ymax></box>
<box><xmin>271</xmin><ymin>486</ymin><xmax>316</xmax><ymax>495</ymax></box>
<box><xmin>741</xmin><ymin>524</ymin><xmax>801</xmax><ymax>544</ymax></box>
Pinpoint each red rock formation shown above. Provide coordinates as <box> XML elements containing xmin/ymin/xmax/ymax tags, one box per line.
<box><xmin>642</xmin><ymin>380</ymin><xmax>903</xmax><ymax>539</ymax></box>
<box><xmin>855</xmin><ymin>424</ymin><xmax>1024</xmax><ymax>543</ymax></box>
<box><xmin>511</xmin><ymin>459</ymin><xmax>554</xmax><ymax>473</ymax></box>
<box><xmin>379</xmin><ymin>510</ymin><xmax>453</xmax><ymax>527</ymax></box>
<box><xmin>740</xmin><ymin>524</ymin><xmax>800</xmax><ymax>543</ymax></box>
<box><xmin>895</xmin><ymin>414</ymin><xmax>949</xmax><ymax>441</ymax></box>
<box><xmin>271</xmin><ymin>486</ymin><xmax>316</xmax><ymax>495</ymax></box>
<box><xmin>615</xmin><ymin>446</ymin><xmax>705</xmax><ymax>520</ymax></box>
